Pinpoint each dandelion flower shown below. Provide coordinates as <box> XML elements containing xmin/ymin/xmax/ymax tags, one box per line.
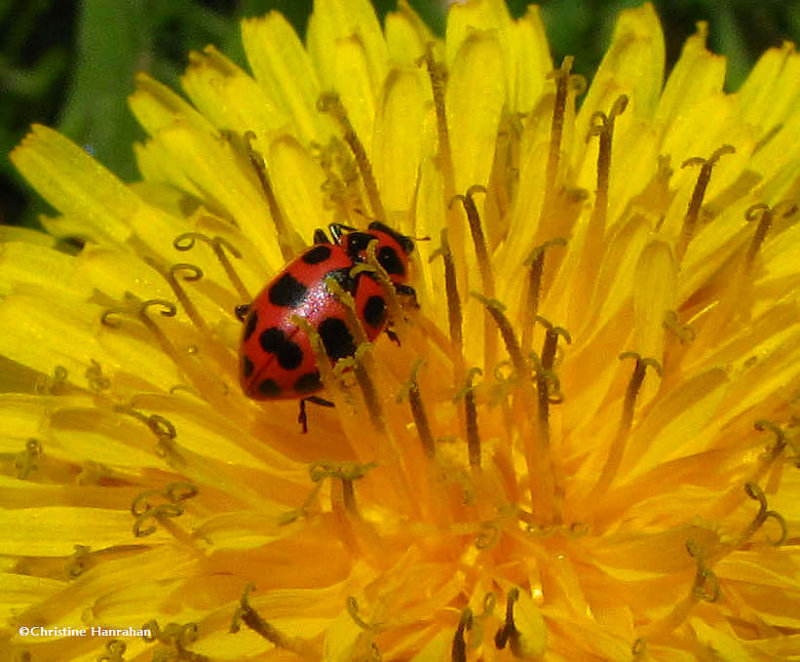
<box><xmin>4</xmin><ymin>0</ymin><xmax>800</xmax><ymax>659</ymax></box>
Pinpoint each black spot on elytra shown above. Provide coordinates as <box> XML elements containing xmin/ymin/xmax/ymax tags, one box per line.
<box><xmin>294</xmin><ymin>371</ymin><xmax>322</xmax><ymax>394</ymax></box>
<box><xmin>243</xmin><ymin>309</ymin><xmax>258</xmax><ymax>341</ymax></box>
<box><xmin>302</xmin><ymin>245</ymin><xmax>332</xmax><ymax>264</ymax></box>
<box><xmin>378</xmin><ymin>245</ymin><xmax>404</xmax><ymax>276</ymax></box>
<box><xmin>368</xmin><ymin>222</ymin><xmax>414</xmax><ymax>255</ymax></box>
<box><xmin>241</xmin><ymin>355</ymin><xmax>254</xmax><ymax>379</ymax></box>
<box><xmin>258</xmin><ymin>379</ymin><xmax>281</xmax><ymax>397</ymax></box>
<box><xmin>259</xmin><ymin>327</ymin><xmax>303</xmax><ymax>370</ymax></box>
<box><xmin>362</xmin><ymin>295</ymin><xmax>386</xmax><ymax>328</ymax></box>
<box><xmin>269</xmin><ymin>273</ymin><xmax>307</xmax><ymax>308</ymax></box>
<box><xmin>345</xmin><ymin>232</ymin><xmax>372</xmax><ymax>259</ymax></box>
<box><xmin>318</xmin><ymin>317</ymin><xmax>356</xmax><ymax>360</ymax></box>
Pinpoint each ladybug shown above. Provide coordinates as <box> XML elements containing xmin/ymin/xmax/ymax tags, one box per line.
<box><xmin>237</xmin><ymin>222</ymin><xmax>416</xmax><ymax>431</ymax></box>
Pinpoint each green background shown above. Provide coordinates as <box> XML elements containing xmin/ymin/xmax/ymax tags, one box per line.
<box><xmin>2</xmin><ymin>0</ymin><xmax>799</xmax><ymax>229</ymax></box>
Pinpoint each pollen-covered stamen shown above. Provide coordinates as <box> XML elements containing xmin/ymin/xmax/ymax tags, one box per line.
<box><xmin>463</xmin><ymin>593</ymin><xmax>496</xmax><ymax>648</ymax></box>
<box><xmin>350</xmin><ymin>239</ymin><xmax>404</xmax><ymax>332</ymax></box>
<box><xmin>290</xmin><ymin>314</ymin><xmax>337</xmax><ymax>396</ymax></box>
<box><xmin>743</xmin><ymin>201</ymin><xmax>796</xmax><ymax>270</ymax></box>
<box><xmin>100</xmin><ymin>294</ymin><xmax>176</xmax><ymax>330</ymax></box>
<box><xmin>708</xmin><ymin>419</ymin><xmax>797</xmax><ymax>521</ymax></box>
<box><xmin>104</xmin><ymin>295</ymin><xmax>233</xmax><ymax>402</ymax></box>
<box><xmin>420</xmin><ymin>43</ymin><xmax>456</xmax><ymax>201</ymax></box>
<box><xmin>324</xmin><ymin>275</ymin><xmax>369</xmax><ymax>346</ymax></box>
<box><xmin>346</xmin><ymin>596</ymin><xmax>381</xmax><ymax>632</ymax></box>
<box><xmin>85</xmin><ymin>359</ymin><xmax>111</xmax><ymax>391</ymax></box>
<box><xmin>113</xmin><ymin>405</ymin><xmax>184</xmax><ymax>464</ymax></box>
<box><xmin>663</xmin><ymin>310</ymin><xmax>695</xmax><ymax>344</ymax></box>
<box><xmin>544</xmin><ymin>58</ymin><xmax>581</xmax><ymax>198</ymax></box>
<box><xmin>232</xmin><ymin>586</ymin><xmax>320</xmax><ymax>658</ymax></box>
<box><xmin>586</xmin><ymin>95</ymin><xmax>628</xmax><ymax>232</ymax></box>
<box><xmin>142</xmin><ymin>620</ymin><xmax>207</xmax><ymax>661</ymax></box>
<box><xmin>676</xmin><ymin>144</ymin><xmax>736</xmax><ymax>260</ymax></box>
<box><xmin>535</xmin><ymin>318</ymin><xmax>571</xmax><ymax>426</ymax></box>
<box><xmin>686</xmin><ymin>540</ymin><xmax>720</xmax><ymax>603</ymax></box>
<box><xmin>397</xmin><ymin>359</ymin><xmax>435</xmax><ymax>458</ymax></box>
<box><xmin>454</xmin><ymin>367</ymin><xmax>483</xmax><ymax>468</ymax></box>
<box><xmin>429</xmin><ymin>230</ymin><xmax>464</xmax><ymax>372</ymax></box>
<box><xmin>545</xmin><ymin>58</ymin><xmax>570</xmax><ymax>180</ymax></box>
<box><xmin>729</xmin><ymin>482</ymin><xmax>788</xmax><ymax>548</ymax></box>
<box><xmin>472</xmin><ymin>294</ymin><xmax>527</xmax><ymax>383</ymax></box>
<box><xmin>98</xmin><ymin>639</ymin><xmax>126</xmax><ymax>661</ymax></box>
<box><xmin>641</xmin><ymin>538</ymin><xmax>722</xmax><ymax>641</ymax></box>
<box><xmin>143</xmin><ymin>258</ymin><xmax>210</xmax><ymax>334</ymax></box>
<box><xmin>159</xmin><ymin>261</ymin><xmax>244</xmax><ymax>371</ymax></box>
<box><xmin>147</xmin><ymin>414</ymin><xmax>179</xmax><ymax>454</ymax></box>
<box><xmin>323</xmin><ymin>276</ymin><xmax>387</xmax><ymax>435</ymax></box>
<box><xmin>475</xmin><ymin>522</ymin><xmax>500</xmax><ymax>550</ymax></box>
<box><xmin>12</xmin><ymin>438</ymin><xmax>42</xmax><ymax>479</ymax></box>
<box><xmin>65</xmin><ymin>544</ymin><xmax>90</xmax><ymax>579</ymax></box>
<box><xmin>353</xmin><ymin>345</ymin><xmax>387</xmax><ymax>435</ymax></box>
<box><xmin>592</xmin><ymin>352</ymin><xmax>662</xmax><ymax>500</ymax></box>
<box><xmin>131</xmin><ymin>502</ymin><xmax>184</xmax><ymax>538</ymax></box>
<box><xmin>521</xmin><ymin>238</ymin><xmax>567</xmax><ymax>354</ymax></box>
<box><xmin>341</xmin><ymin>607</ymin><xmax>383</xmax><ymax>662</ymax></box>
<box><xmin>130</xmin><ymin>482</ymin><xmax>198</xmax><ymax>539</ymax></box>
<box><xmin>455</xmin><ymin>187</ymin><xmax>498</xmax><ymax>367</ymax></box>
<box><xmin>494</xmin><ymin>587</ymin><xmax>520</xmax><ymax>652</ymax></box>
<box><xmin>34</xmin><ymin>364</ymin><xmax>69</xmax><ymax>394</ymax></box>
<box><xmin>755</xmin><ymin>419</ymin><xmax>800</xmax><ymax>468</ymax></box>
<box><xmin>451</xmin><ymin>608</ymin><xmax>473</xmax><ymax>662</ymax></box>
<box><xmin>309</xmin><ymin>460</ymin><xmax>376</xmax><ymax>517</ymax></box>
<box><xmin>531</xmin><ymin>316</ymin><xmax>571</xmax><ymax>523</ymax></box>
<box><xmin>318</xmin><ymin>92</ymin><xmax>385</xmax><ymax>222</ymax></box>
<box><xmin>244</xmin><ymin>131</ymin><xmax>299</xmax><ymax>261</ymax></box>
<box><xmin>173</xmin><ymin>232</ymin><xmax>251</xmax><ymax>302</ymax></box>
<box><xmin>278</xmin><ymin>480</ymin><xmax>324</xmax><ymax>526</ymax></box>
<box><xmin>453</xmin><ymin>186</ymin><xmax>495</xmax><ymax>298</ymax></box>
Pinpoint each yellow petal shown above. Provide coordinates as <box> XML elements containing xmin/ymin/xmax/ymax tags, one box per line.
<box><xmin>690</xmin><ymin>618</ymin><xmax>756</xmax><ymax>661</ymax></box>
<box><xmin>446</xmin><ymin>32</ymin><xmax>506</xmax><ymax>192</ymax></box>
<box><xmin>10</xmin><ymin>126</ymin><xmax>139</xmax><ymax>245</ymax></box>
<box><xmin>737</xmin><ymin>42</ymin><xmax>800</xmax><ymax>136</ymax></box>
<box><xmin>128</xmin><ymin>72</ymin><xmax>217</xmax><ymax>137</ymax></box>
<box><xmin>577</xmin><ymin>3</ymin><xmax>665</xmax><ymax>141</ymax></box>
<box><xmin>624</xmin><ymin>368</ymin><xmax>729</xmax><ymax>475</ymax></box>
<box><xmin>307</xmin><ymin>0</ymin><xmax>388</xmax><ymax>96</ymax></box>
<box><xmin>0</xmin><ymin>507</ymin><xmax>162</xmax><ymax>555</ymax></box>
<box><xmin>511</xmin><ymin>589</ymin><xmax>547</xmax><ymax>656</ymax></box>
<box><xmin>373</xmin><ymin>69</ymin><xmax>429</xmax><ymax>214</ymax></box>
<box><xmin>268</xmin><ymin>134</ymin><xmax>330</xmax><ymax>247</ymax></box>
<box><xmin>333</xmin><ymin>34</ymin><xmax>378</xmax><ymax>157</ymax></box>
<box><xmin>633</xmin><ymin>240</ymin><xmax>675</xmax><ymax>361</ymax></box>
<box><xmin>181</xmin><ymin>46</ymin><xmax>287</xmax><ymax>142</ymax></box>
<box><xmin>656</xmin><ymin>22</ymin><xmax>725</xmax><ymax>133</ymax></box>
<box><xmin>509</xmin><ymin>7</ymin><xmax>553</xmax><ymax>113</ymax></box>
<box><xmin>385</xmin><ymin>1</ymin><xmax>435</xmax><ymax>66</ymax></box>
<box><xmin>241</xmin><ymin>12</ymin><xmax>330</xmax><ymax>145</ymax></box>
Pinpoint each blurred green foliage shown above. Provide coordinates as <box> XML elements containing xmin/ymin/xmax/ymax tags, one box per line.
<box><xmin>2</xmin><ymin>0</ymin><xmax>798</xmax><ymax>228</ymax></box>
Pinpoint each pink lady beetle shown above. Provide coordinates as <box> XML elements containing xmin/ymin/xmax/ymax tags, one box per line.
<box><xmin>237</xmin><ymin>222</ymin><xmax>415</xmax><ymax>431</ymax></box>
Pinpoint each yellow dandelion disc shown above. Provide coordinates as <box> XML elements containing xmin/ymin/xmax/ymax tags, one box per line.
<box><xmin>3</xmin><ymin>0</ymin><xmax>800</xmax><ymax>660</ymax></box>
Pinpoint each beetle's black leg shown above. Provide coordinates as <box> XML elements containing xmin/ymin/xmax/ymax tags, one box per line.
<box><xmin>298</xmin><ymin>395</ymin><xmax>335</xmax><ymax>433</ymax></box>
<box><xmin>328</xmin><ymin>223</ymin><xmax>357</xmax><ymax>244</ymax></box>
<box><xmin>235</xmin><ymin>304</ymin><xmax>250</xmax><ymax>322</ymax></box>
<box><xmin>386</xmin><ymin>328</ymin><xmax>401</xmax><ymax>346</ymax></box>
<box><xmin>313</xmin><ymin>229</ymin><xmax>331</xmax><ymax>244</ymax></box>
<box><xmin>395</xmin><ymin>283</ymin><xmax>419</xmax><ymax>308</ymax></box>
